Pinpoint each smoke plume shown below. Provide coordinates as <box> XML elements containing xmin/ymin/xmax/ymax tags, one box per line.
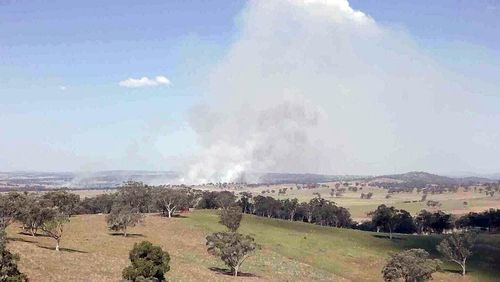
<box><xmin>184</xmin><ymin>0</ymin><xmax>500</xmax><ymax>183</ymax></box>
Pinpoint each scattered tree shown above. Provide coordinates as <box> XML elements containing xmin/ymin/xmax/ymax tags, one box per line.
<box><xmin>155</xmin><ymin>189</ymin><xmax>189</xmax><ymax>218</ymax></box>
<box><xmin>41</xmin><ymin>212</ymin><xmax>69</xmax><ymax>251</ymax></box>
<box><xmin>206</xmin><ymin>232</ymin><xmax>258</xmax><ymax>277</ymax></box>
<box><xmin>106</xmin><ymin>204</ymin><xmax>143</xmax><ymax>237</ymax></box>
<box><xmin>437</xmin><ymin>232</ymin><xmax>477</xmax><ymax>276</ymax></box>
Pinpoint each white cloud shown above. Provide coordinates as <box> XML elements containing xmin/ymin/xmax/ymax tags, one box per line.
<box><xmin>59</xmin><ymin>85</ymin><xmax>67</xmax><ymax>91</ymax></box>
<box><xmin>118</xmin><ymin>75</ymin><xmax>171</xmax><ymax>88</ymax></box>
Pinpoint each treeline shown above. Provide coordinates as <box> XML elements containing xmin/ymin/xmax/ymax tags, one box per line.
<box><xmin>355</xmin><ymin>205</ymin><xmax>500</xmax><ymax>238</ymax></box>
<box><xmin>2</xmin><ymin>182</ymin><xmax>499</xmax><ymax>238</ymax></box>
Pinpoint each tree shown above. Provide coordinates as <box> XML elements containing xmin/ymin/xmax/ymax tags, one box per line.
<box><xmin>369</xmin><ymin>205</ymin><xmax>399</xmax><ymax>239</ymax></box>
<box><xmin>41</xmin><ymin>190</ymin><xmax>80</xmax><ymax>216</ymax></box>
<box><xmin>16</xmin><ymin>194</ymin><xmax>56</xmax><ymax>237</ymax></box>
<box><xmin>237</xmin><ymin>192</ymin><xmax>254</xmax><ymax>214</ymax></box>
<box><xmin>215</xmin><ymin>191</ymin><xmax>237</xmax><ymax>209</ymax></box>
<box><xmin>382</xmin><ymin>249</ymin><xmax>440</xmax><ymax>282</ymax></box>
<box><xmin>116</xmin><ymin>182</ymin><xmax>153</xmax><ymax>213</ymax></box>
<box><xmin>106</xmin><ymin>204</ymin><xmax>143</xmax><ymax>237</ymax></box>
<box><xmin>219</xmin><ymin>206</ymin><xmax>242</xmax><ymax>232</ymax></box>
<box><xmin>122</xmin><ymin>241</ymin><xmax>170</xmax><ymax>282</ymax></box>
<box><xmin>80</xmin><ymin>193</ymin><xmax>116</xmax><ymax>214</ymax></box>
<box><xmin>41</xmin><ymin>212</ymin><xmax>69</xmax><ymax>251</ymax></box>
<box><xmin>437</xmin><ymin>232</ymin><xmax>477</xmax><ymax>276</ymax></box>
<box><xmin>0</xmin><ymin>228</ymin><xmax>28</xmax><ymax>282</ymax></box>
<box><xmin>155</xmin><ymin>189</ymin><xmax>189</xmax><ymax>218</ymax></box>
<box><xmin>282</xmin><ymin>198</ymin><xmax>299</xmax><ymax>221</ymax></box>
<box><xmin>206</xmin><ymin>232</ymin><xmax>258</xmax><ymax>277</ymax></box>
<box><xmin>0</xmin><ymin>194</ymin><xmax>18</xmax><ymax>228</ymax></box>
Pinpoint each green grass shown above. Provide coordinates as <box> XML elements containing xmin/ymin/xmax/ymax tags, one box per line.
<box><xmin>187</xmin><ymin>210</ymin><xmax>500</xmax><ymax>281</ymax></box>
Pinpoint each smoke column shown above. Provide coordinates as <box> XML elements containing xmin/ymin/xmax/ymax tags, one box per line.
<box><xmin>184</xmin><ymin>0</ymin><xmax>500</xmax><ymax>183</ymax></box>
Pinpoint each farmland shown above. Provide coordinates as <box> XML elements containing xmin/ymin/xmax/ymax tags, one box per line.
<box><xmin>5</xmin><ymin>210</ymin><xmax>500</xmax><ymax>281</ymax></box>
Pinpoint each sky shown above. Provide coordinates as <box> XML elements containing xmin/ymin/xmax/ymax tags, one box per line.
<box><xmin>1</xmin><ymin>0</ymin><xmax>499</xmax><ymax>179</ymax></box>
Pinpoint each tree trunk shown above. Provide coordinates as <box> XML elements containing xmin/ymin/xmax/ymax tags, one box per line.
<box><xmin>168</xmin><ymin>210</ymin><xmax>172</xmax><ymax>218</ymax></box>
<box><xmin>123</xmin><ymin>227</ymin><xmax>127</xmax><ymax>237</ymax></box>
<box><xmin>389</xmin><ymin>227</ymin><xmax>393</xmax><ymax>240</ymax></box>
<box><xmin>233</xmin><ymin>265</ymin><xmax>239</xmax><ymax>277</ymax></box>
<box><xmin>461</xmin><ymin>259</ymin><xmax>467</xmax><ymax>276</ymax></box>
<box><xmin>55</xmin><ymin>239</ymin><xmax>60</xmax><ymax>251</ymax></box>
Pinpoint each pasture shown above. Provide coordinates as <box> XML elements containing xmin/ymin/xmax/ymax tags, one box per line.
<box><xmin>5</xmin><ymin>210</ymin><xmax>500</xmax><ymax>281</ymax></box>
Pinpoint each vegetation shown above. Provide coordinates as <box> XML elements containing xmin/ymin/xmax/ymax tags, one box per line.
<box><xmin>155</xmin><ymin>188</ymin><xmax>190</xmax><ymax>218</ymax></box>
<box><xmin>0</xmin><ymin>180</ymin><xmax>499</xmax><ymax>281</ymax></box>
<box><xmin>122</xmin><ymin>241</ymin><xmax>170</xmax><ymax>282</ymax></box>
<box><xmin>206</xmin><ymin>206</ymin><xmax>258</xmax><ymax>276</ymax></box>
<box><xmin>218</xmin><ymin>206</ymin><xmax>242</xmax><ymax>232</ymax></box>
<box><xmin>106</xmin><ymin>204</ymin><xmax>143</xmax><ymax>237</ymax></box>
<box><xmin>382</xmin><ymin>249</ymin><xmax>441</xmax><ymax>282</ymax></box>
<box><xmin>437</xmin><ymin>232</ymin><xmax>477</xmax><ymax>276</ymax></box>
<box><xmin>41</xmin><ymin>213</ymin><xmax>69</xmax><ymax>251</ymax></box>
<box><xmin>0</xmin><ymin>228</ymin><xmax>28</xmax><ymax>282</ymax></box>
<box><xmin>206</xmin><ymin>232</ymin><xmax>258</xmax><ymax>277</ymax></box>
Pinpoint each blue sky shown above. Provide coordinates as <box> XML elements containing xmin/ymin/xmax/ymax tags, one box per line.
<box><xmin>1</xmin><ymin>0</ymin><xmax>499</xmax><ymax>175</ymax></box>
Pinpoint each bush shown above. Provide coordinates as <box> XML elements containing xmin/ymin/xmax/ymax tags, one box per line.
<box><xmin>382</xmin><ymin>249</ymin><xmax>441</xmax><ymax>281</ymax></box>
<box><xmin>122</xmin><ymin>241</ymin><xmax>170</xmax><ymax>282</ymax></box>
<box><xmin>0</xmin><ymin>228</ymin><xmax>28</xmax><ymax>282</ymax></box>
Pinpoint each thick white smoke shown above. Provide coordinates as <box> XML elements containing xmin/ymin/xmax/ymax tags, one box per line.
<box><xmin>184</xmin><ymin>0</ymin><xmax>500</xmax><ymax>183</ymax></box>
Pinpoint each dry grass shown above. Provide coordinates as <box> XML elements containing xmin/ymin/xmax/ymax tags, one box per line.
<box><xmin>5</xmin><ymin>211</ymin><xmax>500</xmax><ymax>281</ymax></box>
<box><xmin>5</xmin><ymin>213</ymin><xmax>332</xmax><ymax>281</ymax></box>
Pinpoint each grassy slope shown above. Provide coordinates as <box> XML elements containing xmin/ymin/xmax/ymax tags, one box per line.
<box><xmin>187</xmin><ymin>210</ymin><xmax>500</xmax><ymax>282</ymax></box>
<box><xmin>6</xmin><ymin>211</ymin><xmax>500</xmax><ymax>281</ymax></box>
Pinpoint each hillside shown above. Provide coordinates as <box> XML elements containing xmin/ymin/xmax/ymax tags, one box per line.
<box><xmin>6</xmin><ymin>211</ymin><xmax>500</xmax><ymax>281</ymax></box>
<box><xmin>371</xmin><ymin>171</ymin><xmax>493</xmax><ymax>187</ymax></box>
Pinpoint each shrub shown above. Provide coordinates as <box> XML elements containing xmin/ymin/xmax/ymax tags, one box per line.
<box><xmin>0</xmin><ymin>228</ymin><xmax>28</xmax><ymax>281</ymax></box>
<box><xmin>382</xmin><ymin>249</ymin><xmax>441</xmax><ymax>282</ymax></box>
<box><xmin>123</xmin><ymin>241</ymin><xmax>170</xmax><ymax>282</ymax></box>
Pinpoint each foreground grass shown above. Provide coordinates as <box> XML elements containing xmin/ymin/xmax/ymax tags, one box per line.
<box><xmin>187</xmin><ymin>210</ymin><xmax>500</xmax><ymax>282</ymax></box>
<box><xmin>5</xmin><ymin>211</ymin><xmax>500</xmax><ymax>281</ymax></box>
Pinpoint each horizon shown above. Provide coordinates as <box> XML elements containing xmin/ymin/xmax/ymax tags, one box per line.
<box><xmin>1</xmin><ymin>169</ymin><xmax>499</xmax><ymax>180</ymax></box>
<box><xmin>2</xmin><ymin>0</ymin><xmax>500</xmax><ymax>182</ymax></box>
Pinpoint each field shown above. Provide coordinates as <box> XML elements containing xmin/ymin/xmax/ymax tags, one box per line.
<box><xmin>5</xmin><ymin>210</ymin><xmax>500</xmax><ymax>281</ymax></box>
<box><xmin>225</xmin><ymin>184</ymin><xmax>500</xmax><ymax>221</ymax></box>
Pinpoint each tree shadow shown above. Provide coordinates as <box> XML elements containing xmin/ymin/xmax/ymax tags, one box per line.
<box><xmin>109</xmin><ymin>232</ymin><xmax>145</xmax><ymax>238</ymax></box>
<box><xmin>18</xmin><ymin>231</ymin><xmax>50</xmax><ymax>238</ymax></box>
<box><xmin>371</xmin><ymin>234</ymin><xmax>405</xmax><ymax>241</ymax></box>
<box><xmin>209</xmin><ymin>267</ymin><xmax>258</xmax><ymax>277</ymax></box>
<box><xmin>155</xmin><ymin>214</ymin><xmax>189</xmax><ymax>219</ymax></box>
<box><xmin>37</xmin><ymin>245</ymin><xmax>88</xmax><ymax>253</ymax></box>
<box><xmin>8</xmin><ymin>237</ymin><xmax>37</xmax><ymax>244</ymax></box>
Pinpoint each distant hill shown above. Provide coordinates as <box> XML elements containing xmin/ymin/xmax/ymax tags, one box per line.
<box><xmin>369</xmin><ymin>171</ymin><xmax>494</xmax><ymax>188</ymax></box>
<box><xmin>255</xmin><ymin>173</ymin><xmax>364</xmax><ymax>184</ymax></box>
<box><xmin>0</xmin><ymin>170</ymin><xmax>179</xmax><ymax>190</ymax></box>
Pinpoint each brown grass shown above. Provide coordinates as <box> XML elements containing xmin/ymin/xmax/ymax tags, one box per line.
<box><xmin>5</xmin><ymin>214</ymin><xmax>332</xmax><ymax>281</ymax></box>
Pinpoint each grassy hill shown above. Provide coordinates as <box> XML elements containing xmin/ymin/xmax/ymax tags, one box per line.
<box><xmin>5</xmin><ymin>211</ymin><xmax>500</xmax><ymax>281</ymax></box>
